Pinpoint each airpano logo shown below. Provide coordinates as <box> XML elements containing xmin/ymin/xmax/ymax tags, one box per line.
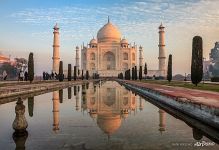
<box><xmin>194</xmin><ymin>141</ymin><xmax>215</xmax><ymax>147</ymax></box>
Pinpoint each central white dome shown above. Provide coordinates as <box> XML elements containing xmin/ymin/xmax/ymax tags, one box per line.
<box><xmin>97</xmin><ymin>20</ymin><xmax>121</xmax><ymax>43</ymax></box>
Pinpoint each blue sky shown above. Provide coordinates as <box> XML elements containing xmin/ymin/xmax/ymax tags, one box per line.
<box><xmin>1</xmin><ymin>0</ymin><xmax>219</xmax><ymax>75</ymax></box>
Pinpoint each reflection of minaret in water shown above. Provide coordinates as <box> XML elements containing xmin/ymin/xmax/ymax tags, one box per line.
<box><xmin>139</xmin><ymin>97</ymin><xmax>143</xmax><ymax>111</ymax></box>
<box><xmin>76</xmin><ymin>86</ymin><xmax>80</xmax><ymax>111</ymax></box>
<box><xmin>52</xmin><ymin>91</ymin><xmax>60</xmax><ymax>132</ymax></box>
<box><xmin>158</xmin><ymin>109</ymin><xmax>166</xmax><ymax>134</ymax></box>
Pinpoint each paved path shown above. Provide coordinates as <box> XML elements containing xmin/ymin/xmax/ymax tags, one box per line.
<box><xmin>0</xmin><ymin>80</ymin><xmax>90</xmax><ymax>99</ymax></box>
<box><xmin>124</xmin><ymin>80</ymin><xmax>219</xmax><ymax>109</ymax></box>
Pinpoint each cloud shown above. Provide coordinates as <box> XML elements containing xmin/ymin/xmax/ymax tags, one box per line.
<box><xmin>5</xmin><ymin>0</ymin><xmax>219</xmax><ymax>74</ymax></box>
<box><xmin>8</xmin><ymin>0</ymin><xmax>219</xmax><ymax>38</ymax></box>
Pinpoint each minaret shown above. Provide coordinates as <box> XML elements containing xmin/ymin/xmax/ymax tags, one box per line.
<box><xmin>52</xmin><ymin>91</ymin><xmax>59</xmax><ymax>132</ymax></box>
<box><xmin>139</xmin><ymin>46</ymin><xmax>143</xmax><ymax>67</ymax></box>
<box><xmin>52</xmin><ymin>23</ymin><xmax>60</xmax><ymax>73</ymax></box>
<box><xmin>158</xmin><ymin>109</ymin><xmax>166</xmax><ymax>134</ymax></box>
<box><xmin>75</xmin><ymin>46</ymin><xmax>79</xmax><ymax>74</ymax></box>
<box><xmin>158</xmin><ymin>23</ymin><xmax>166</xmax><ymax>77</ymax></box>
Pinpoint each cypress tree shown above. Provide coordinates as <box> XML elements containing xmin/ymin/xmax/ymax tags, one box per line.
<box><xmin>191</xmin><ymin>36</ymin><xmax>203</xmax><ymax>86</ymax></box>
<box><xmin>144</xmin><ymin>63</ymin><xmax>147</xmax><ymax>79</ymax></box>
<box><xmin>68</xmin><ymin>64</ymin><xmax>71</xmax><ymax>81</ymax></box>
<box><xmin>86</xmin><ymin>83</ymin><xmax>89</xmax><ymax>89</ymax></box>
<box><xmin>59</xmin><ymin>61</ymin><xmax>63</xmax><ymax>82</ymax></box>
<box><xmin>139</xmin><ymin>66</ymin><xmax>142</xmax><ymax>81</ymax></box>
<box><xmin>86</xmin><ymin>70</ymin><xmax>89</xmax><ymax>80</ymax></box>
<box><xmin>28</xmin><ymin>97</ymin><xmax>34</xmax><ymax>117</ymax></box>
<box><xmin>78</xmin><ymin>69</ymin><xmax>80</xmax><ymax>76</ymax></box>
<box><xmin>59</xmin><ymin>89</ymin><xmax>63</xmax><ymax>103</ymax></box>
<box><xmin>81</xmin><ymin>70</ymin><xmax>84</xmax><ymax>80</ymax></box>
<box><xmin>132</xmin><ymin>67</ymin><xmax>134</xmax><ymax>80</ymax></box>
<box><xmin>68</xmin><ymin>87</ymin><xmax>72</xmax><ymax>99</ymax></box>
<box><xmin>135</xmin><ymin>66</ymin><xmax>138</xmax><ymax>80</ymax></box>
<box><xmin>28</xmin><ymin>52</ymin><xmax>34</xmax><ymax>83</ymax></box>
<box><xmin>167</xmin><ymin>54</ymin><xmax>172</xmax><ymax>82</ymax></box>
<box><xmin>73</xmin><ymin>86</ymin><xmax>76</xmax><ymax>96</ymax></box>
<box><xmin>128</xmin><ymin>69</ymin><xmax>131</xmax><ymax>80</ymax></box>
<box><xmin>74</xmin><ymin>66</ymin><xmax>77</xmax><ymax>80</ymax></box>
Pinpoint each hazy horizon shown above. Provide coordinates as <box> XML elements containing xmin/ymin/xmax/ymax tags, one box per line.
<box><xmin>1</xmin><ymin>0</ymin><xmax>219</xmax><ymax>75</ymax></box>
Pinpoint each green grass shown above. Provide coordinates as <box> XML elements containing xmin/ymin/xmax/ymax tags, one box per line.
<box><xmin>141</xmin><ymin>80</ymin><xmax>219</xmax><ymax>93</ymax></box>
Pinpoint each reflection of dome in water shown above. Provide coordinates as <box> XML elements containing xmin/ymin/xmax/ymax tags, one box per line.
<box><xmin>121</xmin><ymin>113</ymin><xmax>128</xmax><ymax>119</ymax></box>
<box><xmin>97</xmin><ymin>114</ymin><xmax>121</xmax><ymax>135</ymax></box>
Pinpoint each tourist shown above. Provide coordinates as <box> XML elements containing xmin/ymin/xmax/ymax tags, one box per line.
<box><xmin>43</xmin><ymin>72</ymin><xmax>46</xmax><ymax>80</ymax></box>
<box><xmin>24</xmin><ymin>71</ymin><xmax>28</xmax><ymax>81</ymax></box>
<box><xmin>51</xmin><ymin>72</ymin><xmax>54</xmax><ymax>79</ymax></box>
<box><xmin>3</xmin><ymin>70</ymin><xmax>7</xmax><ymax>80</ymax></box>
<box><xmin>20</xmin><ymin>71</ymin><xmax>24</xmax><ymax>81</ymax></box>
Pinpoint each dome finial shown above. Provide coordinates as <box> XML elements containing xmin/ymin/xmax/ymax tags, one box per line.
<box><xmin>108</xmin><ymin>16</ymin><xmax>110</xmax><ymax>23</ymax></box>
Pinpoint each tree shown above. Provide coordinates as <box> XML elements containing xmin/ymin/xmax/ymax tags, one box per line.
<box><xmin>86</xmin><ymin>70</ymin><xmax>89</xmax><ymax>80</ymax></box>
<box><xmin>139</xmin><ymin>66</ymin><xmax>142</xmax><ymax>80</ymax></box>
<box><xmin>68</xmin><ymin>87</ymin><xmax>72</xmax><ymax>99</ymax></box>
<box><xmin>74</xmin><ymin>66</ymin><xmax>77</xmax><ymax>81</ymax></box>
<box><xmin>0</xmin><ymin>63</ymin><xmax>17</xmax><ymax>78</ymax></box>
<box><xmin>135</xmin><ymin>66</ymin><xmax>138</xmax><ymax>80</ymax></box>
<box><xmin>59</xmin><ymin>89</ymin><xmax>63</xmax><ymax>103</ymax></box>
<box><xmin>81</xmin><ymin>70</ymin><xmax>84</xmax><ymax>80</ymax></box>
<box><xmin>59</xmin><ymin>61</ymin><xmax>63</xmax><ymax>82</ymax></box>
<box><xmin>128</xmin><ymin>69</ymin><xmax>131</xmax><ymax>80</ymax></box>
<box><xmin>121</xmin><ymin>73</ymin><xmax>123</xmax><ymax>79</ymax></box>
<box><xmin>28</xmin><ymin>97</ymin><xmax>34</xmax><ymax>117</ymax></box>
<box><xmin>28</xmin><ymin>52</ymin><xmax>34</xmax><ymax>83</ymax></box>
<box><xmin>78</xmin><ymin>69</ymin><xmax>80</xmax><ymax>76</ymax></box>
<box><xmin>14</xmin><ymin>58</ymin><xmax>27</xmax><ymax>71</ymax></box>
<box><xmin>167</xmin><ymin>54</ymin><xmax>172</xmax><ymax>82</ymax></box>
<box><xmin>68</xmin><ymin>64</ymin><xmax>71</xmax><ymax>81</ymax></box>
<box><xmin>132</xmin><ymin>67</ymin><xmax>134</xmax><ymax>80</ymax></box>
<box><xmin>144</xmin><ymin>63</ymin><xmax>147</xmax><ymax>78</ymax></box>
<box><xmin>191</xmin><ymin>36</ymin><xmax>203</xmax><ymax>86</ymax></box>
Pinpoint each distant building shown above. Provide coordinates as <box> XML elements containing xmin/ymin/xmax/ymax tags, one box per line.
<box><xmin>81</xmin><ymin>18</ymin><xmax>137</xmax><ymax>77</ymax></box>
<box><xmin>0</xmin><ymin>52</ymin><xmax>10</xmax><ymax>65</ymax></box>
<box><xmin>52</xmin><ymin>19</ymin><xmax>167</xmax><ymax>78</ymax></box>
<box><xmin>0</xmin><ymin>52</ymin><xmax>16</xmax><ymax>66</ymax></box>
<box><xmin>209</xmin><ymin>42</ymin><xmax>219</xmax><ymax>77</ymax></box>
<box><xmin>203</xmin><ymin>60</ymin><xmax>211</xmax><ymax>79</ymax></box>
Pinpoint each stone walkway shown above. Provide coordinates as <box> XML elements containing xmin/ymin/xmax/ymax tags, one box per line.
<box><xmin>123</xmin><ymin>80</ymin><xmax>219</xmax><ymax>109</ymax></box>
<box><xmin>0</xmin><ymin>80</ymin><xmax>89</xmax><ymax>99</ymax></box>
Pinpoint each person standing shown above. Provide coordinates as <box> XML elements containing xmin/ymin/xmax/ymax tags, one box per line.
<box><xmin>24</xmin><ymin>71</ymin><xmax>28</xmax><ymax>81</ymax></box>
<box><xmin>20</xmin><ymin>71</ymin><xmax>24</xmax><ymax>81</ymax></box>
<box><xmin>3</xmin><ymin>70</ymin><xmax>7</xmax><ymax>80</ymax></box>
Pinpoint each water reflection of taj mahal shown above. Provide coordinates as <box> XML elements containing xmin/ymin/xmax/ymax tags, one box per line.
<box><xmin>52</xmin><ymin>81</ymin><xmax>167</xmax><ymax>137</ymax></box>
<box><xmin>82</xmin><ymin>81</ymin><xmax>138</xmax><ymax>136</ymax></box>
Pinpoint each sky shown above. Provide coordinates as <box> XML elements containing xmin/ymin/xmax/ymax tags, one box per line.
<box><xmin>1</xmin><ymin>0</ymin><xmax>219</xmax><ymax>75</ymax></box>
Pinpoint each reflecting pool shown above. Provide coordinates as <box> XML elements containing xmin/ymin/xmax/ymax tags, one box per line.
<box><xmin>0</xmin><ymin>81</ymin><xmax>218</xmax><ymax>150</ymax></box>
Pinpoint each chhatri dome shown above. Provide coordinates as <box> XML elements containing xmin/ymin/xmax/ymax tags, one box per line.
<box><xmin>97</xmin><ymin>17</ymin><xmax>121</xmax><ymax>42</ymax></box>
<box><xmin>121</xmin><ymin>38</ymin><xmax>128</xmax><ymax>44</ymax></box>
<box><xmin>90</xmin><ymin>38</ymin><xmax>97</xmax><ymax>44</ymax></box>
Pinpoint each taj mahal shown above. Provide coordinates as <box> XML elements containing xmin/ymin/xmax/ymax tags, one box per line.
<box><xmin>52</xmin><ymin>17</ymin><xmax>167</xmax><ymax>77</ymax></box>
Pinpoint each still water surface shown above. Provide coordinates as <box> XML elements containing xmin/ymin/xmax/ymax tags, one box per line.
<box><xmin>0</xmin><ymin>81</ymin><xmax>218</xmax><ymax>150</ymax></box>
